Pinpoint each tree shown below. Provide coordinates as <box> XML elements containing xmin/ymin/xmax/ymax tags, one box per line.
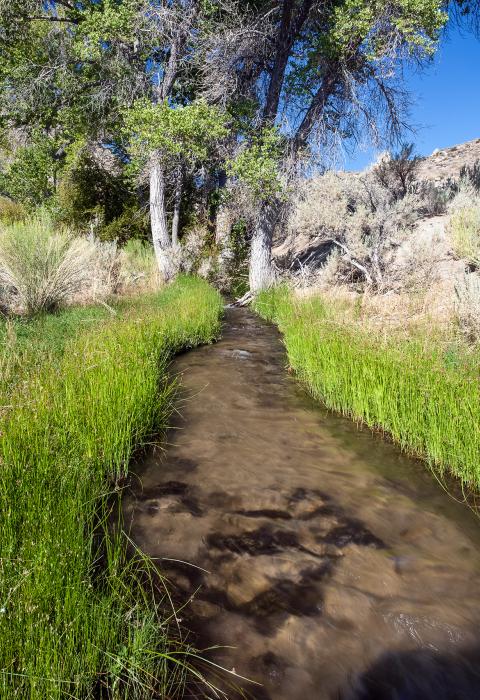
<box><xmin>0</xmin><ymin>0</ymin><xmax>448</xmax><ymax>290</ymax></box>
<box><xmin>123</xmin><ymin>98</ymin><xmax>228</xmax><ymax>278</ymax></box>
<box><xmin>0</xmin><ymin>132</ymin><xmax>60</xmax><ymax>206</ymax></box>
<box><xmin>207</xmin><ymin>0</ymin><xmax>447</xmax><ymax>292</ymax></box>
<box><xmin>0</xmin><ymin>0</ymin><xmax>231</xmax><ymax>279</ymax></box>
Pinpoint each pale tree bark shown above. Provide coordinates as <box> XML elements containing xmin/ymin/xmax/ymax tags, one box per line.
<box><xmin>149</xmin><ymin>24</ymin><xmax>185</xmax><ymax>280</ymax></box>
<box><xmin>215</xmin><ymin>170</ymin><xmax>232</xmax><ymax>248</ymax></box>
<box><xmin>171</xmin><ymin>167</ymin><xmax>183</xmax><ymax>247</ymax></box>
<box><xmin>215</xmin><ymin>203</ymin><xmax>235</xmax><ymax>280</ymax></box>
<box><xmin>150</xmin><ymin>155</ymin><xmax>177</xmax><ymax>281</ymax></box>
<box><xmin>215</xmin><ymin>205</ymin><xmax>233</xmax><ymax>246</ymax></box>
<box><xmin>249</xmin><ymin>199</ymin><xmax>278</xmax><ymax>293</ymax></box>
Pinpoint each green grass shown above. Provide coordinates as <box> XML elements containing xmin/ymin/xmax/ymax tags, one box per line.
<box><xmin>0</xmin><ymin>275</ymin><xmax>223</xmax><ymax>699</ymax></box>
<box><xmin>254</xmin><ymin>285</ymin><xmax>480</xmax><ymax>489</ymax></box>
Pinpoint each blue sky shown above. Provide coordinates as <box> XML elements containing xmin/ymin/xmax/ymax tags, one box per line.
<box><xmin>344</xmin><ymin>24</ymin><xmax>480</xmax><ymax>170</ymax></box>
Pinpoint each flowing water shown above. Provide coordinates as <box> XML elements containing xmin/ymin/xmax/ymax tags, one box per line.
<box><xmin>124</xmin><ymin>308</ymin><xmax>480</xmax><ymax>699</ymax></box>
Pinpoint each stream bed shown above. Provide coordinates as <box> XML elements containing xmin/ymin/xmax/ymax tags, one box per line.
<box><xmin>124</xmin><ymin>307</ymin><xmax>480</xmax><ymax>699</ymax></box>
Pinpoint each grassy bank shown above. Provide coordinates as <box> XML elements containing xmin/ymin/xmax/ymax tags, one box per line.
<box><xmin>254</xmin><ymin>286</ymin><xmax>480</xmax><ymax>489</ymax></box>
<box><xmin>0</xmin><ymin>276</ymin><xmax>222</xmax><ymax>699</ymax></box>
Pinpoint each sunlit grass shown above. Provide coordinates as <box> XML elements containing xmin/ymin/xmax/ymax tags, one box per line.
<box><xmin>0</xmin><ymin>275</ymin><xmax>223</xmax><ymax>699</ymax></box>
<box><xmin>254</xmin><ymin>285</ymin><xmax>480</xmax><ymax>489</ymax></box>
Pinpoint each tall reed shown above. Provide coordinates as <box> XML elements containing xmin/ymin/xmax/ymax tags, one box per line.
<box><xmin>0</xmin><ymin>276</ymin><xmax>223</xmax><ymax>699</ymax></box>
<box><xmin>254</xmin><ymin>286</ymin><xmax>480</xmax><ymax>489</ymax></box>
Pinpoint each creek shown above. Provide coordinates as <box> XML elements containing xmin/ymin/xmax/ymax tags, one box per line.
<box><xmin>124</xmin><ymin>307</ymin><xmax>480</xmax><ymax>699</ymax></box>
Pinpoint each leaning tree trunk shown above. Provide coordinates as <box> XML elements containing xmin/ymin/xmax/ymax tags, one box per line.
<box><xmin>150</xmin><ymin>155</ymin><xmax>177</xmax><ymax>281</ymax></box>
<box><xmin>249</xmin><ymin>199</ymin><xmax>279</xmax><ymax>293</ymax></box>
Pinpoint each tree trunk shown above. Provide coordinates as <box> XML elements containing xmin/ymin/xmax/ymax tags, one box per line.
<box><xmin>171</xmin><ymin>167</ymin><xmax>183</xmax><ymax>247</ymax></box>
<box><xmin>215</xmin><ymin>204</ymin><xmax>232</xmax><ymax>246</ymax></box>
<box><xmin>214</xmin><ymin>171</ymin><xmax>235</xmax><ymax>275</ymax></box>
<box><xmin>150</xmin><ymin>155</ymin><xmax>176</xmax><ymax>281</ymax></box>
<box><xmin>249</xmin><ymin>199</ymin><xmax>279</xmax><ymax>293</ymax></box>
<box><xmin>248</xmin><ymin>71</ymin><xmax>340</xmax><ymax>294</ymax></box>
<box><xmin>292</xmin><ymin>69</ymin><xmax>338</xmax><ymax>153</ymax></box>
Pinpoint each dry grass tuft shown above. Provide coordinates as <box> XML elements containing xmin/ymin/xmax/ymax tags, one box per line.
<box><xmin>0</xmin><ymin>212</ymin><xmax>96</xmax><ymax>314</ymax></box>
<box><xmin>0</xmin><ymin>213</ymin><xmax>162</xmax><ymax>315</ymax></box>
<box><xmin>455</xmin><ymin>272</ymin><xmax>480</xmax><ymax>342</ymax></box>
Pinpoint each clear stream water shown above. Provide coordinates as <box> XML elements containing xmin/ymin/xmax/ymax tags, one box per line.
<box><xmin>124</xmin><ymin>308</ymin><xmax>480</xmax><ymax>699</ymax></box>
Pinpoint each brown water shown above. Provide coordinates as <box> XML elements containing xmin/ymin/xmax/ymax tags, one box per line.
<box><xmin>124</xmin><ymin>308</ymin><xmax>480</xmax><ymax>699</ymax></box>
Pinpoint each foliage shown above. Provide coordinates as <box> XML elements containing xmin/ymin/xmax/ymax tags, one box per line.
<box><xmin>56</xmin><ymin>142</ymin><xmax>134</xmax><ymax>231</ymax></box>
<box><xmin>123</xmin><ymin>99</ymin><xmax>229</xmax><ymax>174</ymax></box>
<box><xmin>455</xmin><ymin>272</ymin><xmax>480</xmax><ymax>342</ymax></box>
<box><xmin>269</xmin><ymin>0</ymin><xmax>447</xmax><ymax>151</ymax></box>
<box><xmin>372</xmin><ymin>144</ymin><xmax>421</xmax><ymax>202</ymax></box>
<box><xmin>0</xmin><ymin>0</ymin><xmax>449</xmax><ymax>289</ymax></box>
<box><xmin>254</xmin><ymin>285</ymin><xmax>480</xmax><ymax>488</ymax></box>
<box><xmin>98</xmin><ymin>204</ymin><xmax>150</xmax><ymax>244</ymax></box>
<box><xmin>0</xmin><ymin>211</ymin><xmax>152</xmax><ymax>315</ymax></box>
<box><xmin>227</xmin><ymin>128</ymin><xmax>285</xmax><ymax>200</ymax></box>
<box><xmin>0</xmin><ymin>133</ymin><xmax>59</xmax><ymax>207</ymax></box>
<box><xmin>0</xmin><ymin>196</ymin><xmax>26</xmax><ymax>224</ymax></box>
<box><xmin>449</xmin><ymin>205</ymin><xmax>480</xmax><ymax>267</ymax></box>
<box><xmin>319</xmin><ymin>0</ymin><xmax>446</xmax><ymax>62</ymax></box>
<box><xmin>459</xmin><ymin>161</ymin><xmax>480</xmax><ymax>192</ymax></box>
<box><xmin>0</xmin><ymin>276</ymin><xmax>223</xmax><ymax>699</ymax></box>
<box><xmin>226</xmin><ymin>220</ymin><xmax>250</xmax><ymax>296</ymax></box>
<box><xmin>287</xmin><ymin>168</ymin><xmax>438</xmax><ymax>290</ymax></box>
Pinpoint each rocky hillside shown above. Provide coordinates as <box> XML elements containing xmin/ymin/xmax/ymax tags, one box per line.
<box><xmin>416</xmin><ymin>138</ymin><xmax>480</xmax><ymax>185</ymax></box>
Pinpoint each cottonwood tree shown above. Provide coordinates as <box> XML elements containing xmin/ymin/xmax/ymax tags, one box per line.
<box><xmin>0</xmin><ymin>0</ymin><xmax>231</xmax><ymax>278</ymax></box>
<box><xmin>123</xmin><ymin>99</ymin><xmax>228</xmax><ymax>278</ymax></box>
<box><xmin>206</xmin><ymin>0</ymin><xmax>447</xmax><ymax>293</ymax></box>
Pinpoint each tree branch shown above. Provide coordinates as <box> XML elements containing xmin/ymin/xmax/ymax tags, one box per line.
<box><xmin>262</xmin><ymin>0</ymin><xmax>313</xmax><ymax>125</ymax></box>
<box><xmin>55</xmin><ymin>0</ymin><xmax>76</xmax><ymax>9</ymax></box>
<box><xmin>262</xmin><ymin>0</ymin><xmax>294</xmax><ymax>123</ymax></box>
<box><xmin>292</xmin><ymin>68</ymin><xmax>339</xmax><ymax>152</ymax></box>
<box><xmin>331</xmin><ymin>239</ymin><xmax>373</xmax><ymax>285</ymax></box>
<box><xmin>25</xmin><ymin>16</ymin><xmax>78</xmax><ymax>24</ymax></box>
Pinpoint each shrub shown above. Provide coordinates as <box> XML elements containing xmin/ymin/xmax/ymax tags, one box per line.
<box><xmin>0</xmin><ymin>196</ymin><xmax>26</xmax><ymax>224</ymax></box>
<box><xmin>372</xmin><ymin>143</ymin><xmax>421</xmax><ymax>202</ymax></box>
<box><xmin>412</xmin><ymin>181</ymin><xmax>448</xmax><ymax>217</ymax></box>
<box><xmin>448</xmin><ymin>180</ymin><xmax>480</xmax><ymax>213</ymax></box>
<box><xmin>459</xmin><ymin>160</ymin><xmax>480</xmax><ymax>192</ymax></box>
<box><xmin>0</xmin><ymin>212</ymin><xmax>95</xmax><ymax>314</ymax></box>
<box><xmin>0</xmin><ymin>134</ymin><xmax>59</xmax><ymax>206</ymax></box>
<box><xmin>98</xmin><ymin>205</ymin><xmax>150</xmax><ymax>244</ymax></box>
<box><xmin>288</xmin><ymin>171</ymin><xmax>428</xmax><ymax>290</ymax></box>
<box><xmin>448</xmin><ymin>206</ymin><xmax>480</xmax><ymax>267</ymax></box>
<box><xmin>287</xmin><ymin>159</ymin><xmax>458</xmax><ymax>293</ymax></box>
<box><xmin>454</xmin><ymin>272</ymin><xmax>480</xmax><ymax>341</ymax></box>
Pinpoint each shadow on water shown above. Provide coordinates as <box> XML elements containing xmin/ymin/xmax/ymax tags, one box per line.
<box><xmin>124</xmin><ymin>307</ymin><xmax>480</xmax><ymax>699</ymax></box>
<box><xmin>338</xmin><ymin>645</ymin><xmax>480</xmax><ymax>700</ymax></box>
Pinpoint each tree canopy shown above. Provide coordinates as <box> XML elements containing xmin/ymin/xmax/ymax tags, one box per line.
<box><xmin>0</xmin><ymin>0</ymin><xmax>457</xmax><ymax>290</ymax></box>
